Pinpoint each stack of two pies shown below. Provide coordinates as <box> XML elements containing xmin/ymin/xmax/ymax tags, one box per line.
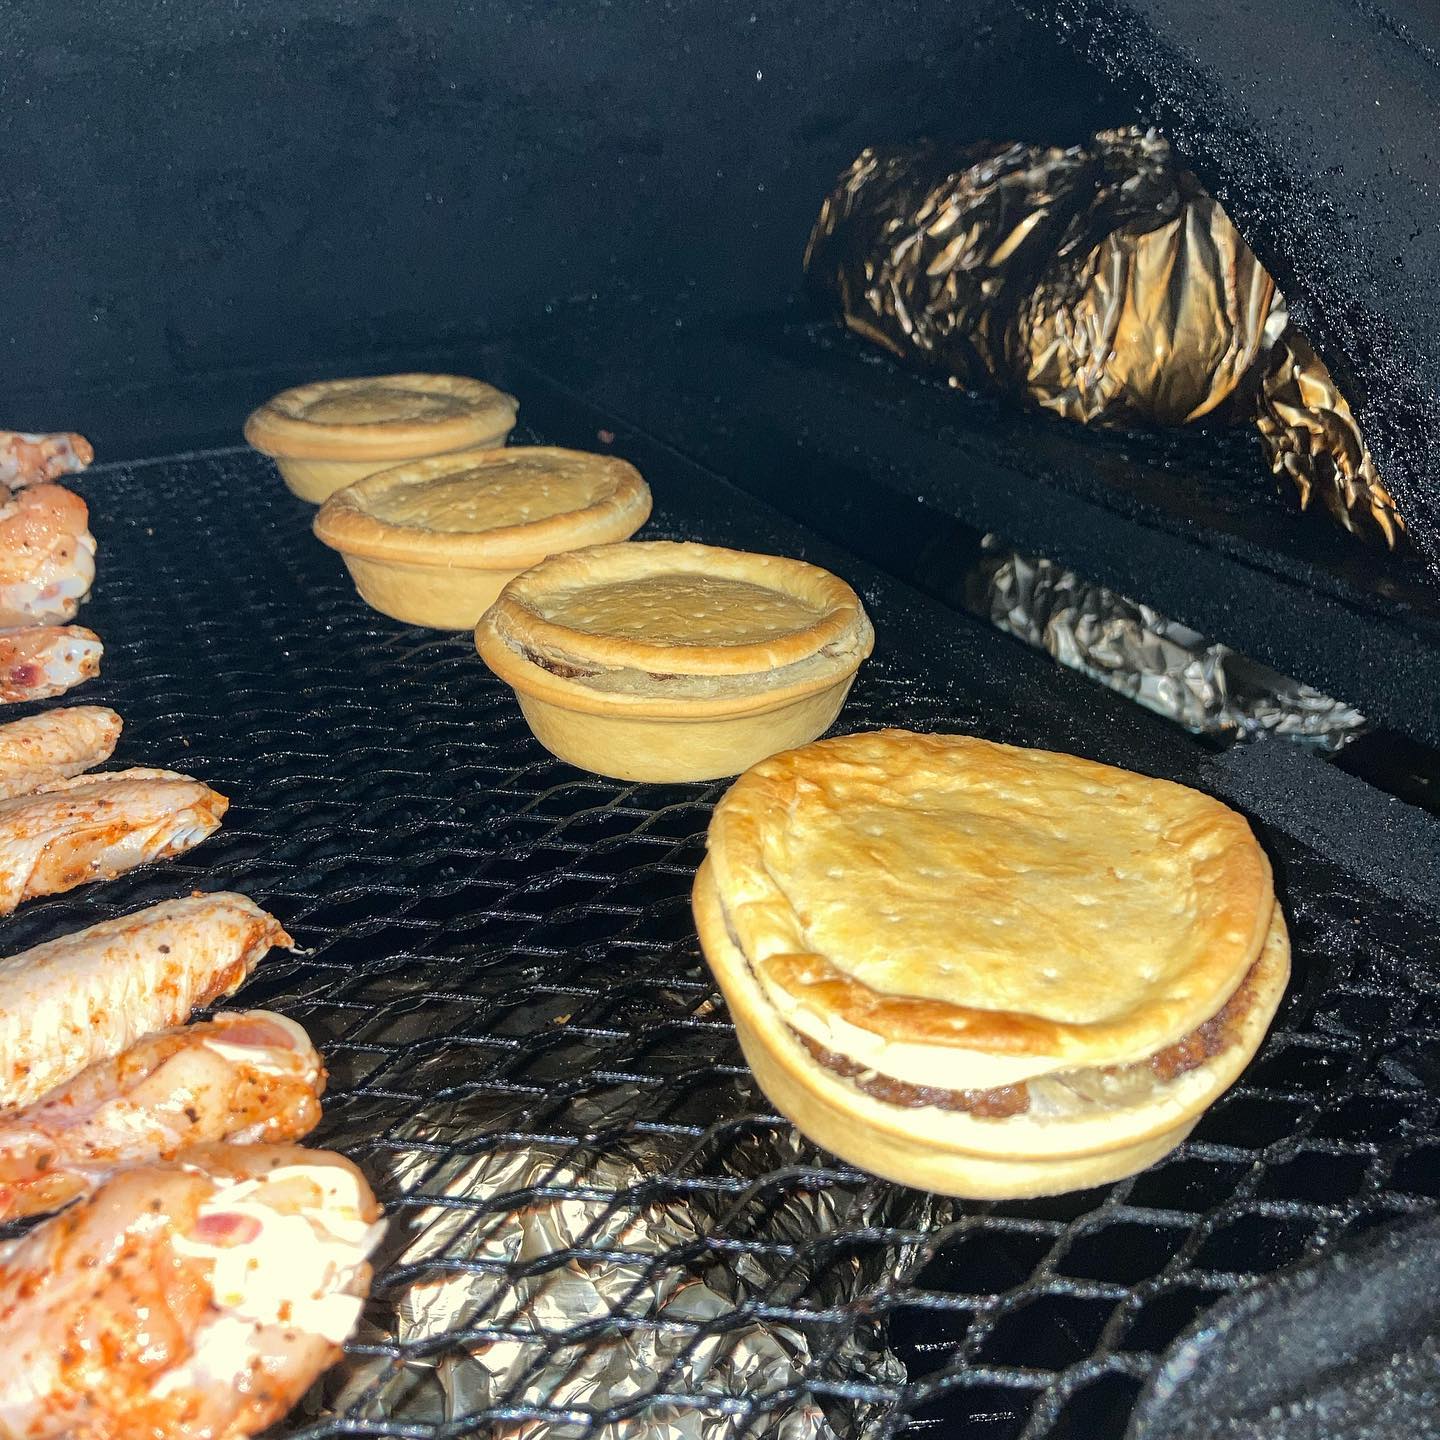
<box><xmin>693</xmin><ymin>730</ymin><xmax>1288</xmax><ymax>1198</ymax></box>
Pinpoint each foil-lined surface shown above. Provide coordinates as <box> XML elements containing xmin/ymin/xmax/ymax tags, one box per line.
<box><xmin>806</xmin><ymin>127</ymin><xmax>1403</xmax><ymax>546</ymax></box>
<box><xmin>973</xmin><ymin>541</ymin><xmax>1367</xmax><ymax>748</ymax></box>
<box><xmin>317</xmin><ymin>1083</ymin><xmax>938</xmax><ymax>1438</ymax></box>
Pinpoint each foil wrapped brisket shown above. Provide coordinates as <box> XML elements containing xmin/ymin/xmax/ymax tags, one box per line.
<box><xmin>805</xmin><ymin>128</ymin><xmax>1402</xmax><ymax>546</ymax></box>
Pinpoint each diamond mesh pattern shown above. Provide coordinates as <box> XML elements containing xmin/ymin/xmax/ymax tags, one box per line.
<box><xmin>10</xmin><ymin>411</ymin><xmax>1433</xmax><ymax>1440</ymax></box>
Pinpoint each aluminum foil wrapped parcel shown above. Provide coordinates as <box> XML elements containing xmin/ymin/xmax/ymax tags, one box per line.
<box><xmin>805</xmin><ymin>128</ymin><xmax>1402</xmax><ymax>546</ymax></box>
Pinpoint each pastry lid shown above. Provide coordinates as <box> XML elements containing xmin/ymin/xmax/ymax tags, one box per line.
<box><xmin>704</xmin><ymin>729</ymin><xmax>1275</xmax><ymax>1076</ymax></box>
<box><xmin>244</xmin><ymin>374</ymin><xmax>518</xmax><ymax>462</ymax></box>
<box><xmin>312</xmin><ymin>448</ymin><xmax>652</xmax><ymax>569</ymax></box>
<box><xmin>482</xmin><ymin>540</ymin><xmax>873</xmax><ymax>677</ymax></box>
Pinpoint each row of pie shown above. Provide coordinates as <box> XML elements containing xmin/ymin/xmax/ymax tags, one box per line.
<box><xmin>245</xmin><ymin>373</ymin><xmax>874</xmax><ymax>783</ymax></box>
<box><xmin>246</xmin><ymin>372</ymin><xmax>1289</xmax><ymax>1200</ymax></box>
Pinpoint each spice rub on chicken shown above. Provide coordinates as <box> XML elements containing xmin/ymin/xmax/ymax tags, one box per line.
<box><xmin>0</xmin><ymin>892</ymin><xmax>293</xmax><ymax>1111</ymax></box>
<box><xmin>0</xmin><ymin>1010</ymin><xmax>325</xmax><ymax>1222</ymax></box>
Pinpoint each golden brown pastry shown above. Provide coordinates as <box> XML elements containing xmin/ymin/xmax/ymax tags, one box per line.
<box><xmin>312</xmin><ymin>447</ymin><xmax>652</xmax><ymax>628</ymax></box>
<box><xmin>476</xmin><ymin>540</ymin><xmax>874</xmax><ymax>782</ymax></box>
<box><xmin>244</xmin><ymin>373</ymin><xmax>518</xmax><ymax>502</ymax></box>
<box><xmin>693</xmin><ymin>729</ymin><xmax>1288</xmax><ymax>1198</ymax></box>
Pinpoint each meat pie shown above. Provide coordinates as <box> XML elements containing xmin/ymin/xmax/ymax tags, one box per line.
<box><xmin>693</xmin><ymin>729</ymin><xmax>1288</xmax><ymax>1199</ymax></box>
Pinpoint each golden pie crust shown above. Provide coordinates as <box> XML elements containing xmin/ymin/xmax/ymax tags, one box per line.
<box><xmin>692</xmin><ymin>728</ymin><xmax>1287</xmax><ymax>1197</ymax></box>
<box><xmin>244</xmin><ymin>373</ymin><xmax>518</xmax><ymax>502</ymax></box>
<box><xmin>476</xmin><ymin>541</ymin><xmax>874</xmax><ymax>781</ymax></box>
<box><xmin>312</xmin><ymin>448</ymin><xmax>652</xmax><ymax>629</ymax></box>
<box><xmin>708</xmin><ymin>729</ymin><xmax>1273</xmax><ymax>1071</ymax></box>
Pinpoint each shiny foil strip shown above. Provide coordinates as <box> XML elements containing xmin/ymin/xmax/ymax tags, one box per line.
<box><xmin>806</xmin><ymin>127</ymin><xmax>1403</xmax><ymax>545</ymax></box>
<box><xmin>975</xmin><ymin>541</ymin><xmax>1366</xmax><ymax>748</ymax></box>
<box><xmin>317</xmin><ymin>1083</ymin><xmax>936</xmax><ymax>1437</ymax></box>
<box><xmin>1257</xmin><ymin>329</ymin><xmax>1401</xmax><ymax>547</ymax></box>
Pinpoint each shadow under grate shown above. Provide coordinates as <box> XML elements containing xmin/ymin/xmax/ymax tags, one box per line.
<box><xmin>11</xmin><ymin>389</ymin><xmax>1436</xmax><ymax>1440</ymax></box>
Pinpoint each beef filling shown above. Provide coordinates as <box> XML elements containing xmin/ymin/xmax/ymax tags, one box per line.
<box><xmin>796</xmin><ymin>1034</ymin><xmax>1031</xmax><ymax>1116</ymax></box>
<box><xmin>1141</xmin><ymin>960</ymin><xmax>1261</xmax><ymax>1082</ymax></box>
<box><xmin>518</xmin><ymin>646</ymin><xmax>679</xmax><ymax>682</ymax></box>
<box><xmin>519</xmin><ymin>646</ymin><xmax>599</xmax><ymax>680</ymax></box>
<box><xmin>794</xmin><ymin>958</ymin><xmax>1263</xmax><ymax>1117</ymax></box>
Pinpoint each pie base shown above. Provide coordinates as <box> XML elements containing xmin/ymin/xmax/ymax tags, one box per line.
<box><xmin>342</xmin><ymin>554</ymin><xmax>521</xmax><ymax>630</ymax></box>
<box><xmin>737</xmin><ymin>1018</ymin><xmax>1198</xmax><ymax>1197</ymax></box>
<box><xmin>692</xmin><ymin>860</ymin><xmax>1288</xmax><ymax>1198</ymax></box>
<box><xmin>274</xmin><ymin>433</ymin><xmax>512</xmax><ymax>504</ymax></box>
<box><xmin>514</xmin><ymin>675</ymin><xmax>857</xmax><ymax>782</ymax></box>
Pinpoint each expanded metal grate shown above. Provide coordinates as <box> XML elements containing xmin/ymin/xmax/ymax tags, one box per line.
<box><xmin>12</xmin><ymin>383</ymin><xmax>1437</xmax><ymax>1440</ymax></box>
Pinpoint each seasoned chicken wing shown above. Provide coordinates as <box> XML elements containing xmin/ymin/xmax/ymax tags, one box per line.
<box><xmin>0</xmin><ymin>484</ymin><xmax>96</xmax><ymax>628</ymax></box>
<box><xmin>0</xmin><ymin>1010</ymin><xmax>324</xmax><ymax>1222</ymax></box>
<box><xmin>0</xmin><ymin>1143</ymin><xmax>382</xmax><ymax>1440</ymax></box>
<box><xmin>0</xmin><ymin>432</ymin><xmax>93</xmax><ymax>490</ymax></box>
<box><xmin>0</xmin><ymin>706</ymin><xmax>121</xmax><ymax>800</ymax></box>
<box><xmin>0</xmin><ymin>626</ymin><xmax>102</xmax><ymax>704</ymax></box>
<box><xmin>0</xmin><ymin>893</ymin><xmax>293</xmax><ymax>1110</ymax></box>
<box><xmin>0</xmin><ymin>767</ymin><xmax>227</xmax><ymax>914</ymax></box>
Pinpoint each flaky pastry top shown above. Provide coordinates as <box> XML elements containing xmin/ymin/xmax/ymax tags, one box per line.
<box><xmin>705</xmin><ymin>729</ymin><xmax>1275</xmax><ymax>1075</ymax></box>
<box><xmin>313</xmin><ymin>448</ymin><xmax>651</xmax><ymax>568</ymax></box>
<box><xmin>245</xmin><ymin>374</ymin><xmax>517</xmax><ymax>461</ymax></box>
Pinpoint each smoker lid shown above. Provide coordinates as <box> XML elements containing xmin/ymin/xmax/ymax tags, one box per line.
<box><xmin>1032</xmin><ymin>0</ymin><xmax>1440</xmax><ymax>574</ymax></box>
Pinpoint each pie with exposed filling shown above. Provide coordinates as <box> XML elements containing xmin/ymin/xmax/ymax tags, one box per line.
<box><xmin>692</xmin><ymin>728</ymin><xmax>1288</xmax><ymax>1197</ymax></box>
<box><xmin>476</xmin><ymin>540</ymin><xmax>874</xmax><ymax>781</ymax></box>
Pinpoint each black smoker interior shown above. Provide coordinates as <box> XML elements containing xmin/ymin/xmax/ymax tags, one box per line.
<box><xmin>5</xmin><ymin>2</ymin><xmax>1440</xmax><ymax>1437</ymax></box>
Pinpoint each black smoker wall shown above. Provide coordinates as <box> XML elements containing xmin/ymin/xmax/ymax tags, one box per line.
<box><xmin>1</xmin><ymin>0</ymin><xmax>1121</xmax><ymax>414</ymax></box>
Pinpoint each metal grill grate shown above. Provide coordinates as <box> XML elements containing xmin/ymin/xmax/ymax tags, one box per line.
<box><xmin>16</xmin><ymin>384</ymin><xmax>1437</xmax><ymax>1440</ymax></box>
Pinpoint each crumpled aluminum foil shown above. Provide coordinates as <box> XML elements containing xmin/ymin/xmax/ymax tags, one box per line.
<box><xmin>315</xmin><ymin>1081</ymin><xmax>940</xmax><ymax>1439</ymax></box>
<box><xmin>973</xmin><ymin>540</ymin><xmax>1366</xmax><ymax>748</ymax></box>
<box><xmin>1256</xmin><ymin>328</ymin><xmax>1401</xmax><ymax>546</ymax></box>
<box><xmin>805</xmin><ymin>127</ymin><xmax>1403</xmax><ymax>546</ymax></box>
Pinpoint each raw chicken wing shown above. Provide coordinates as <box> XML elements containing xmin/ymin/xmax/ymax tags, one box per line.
<box><xmin>0</xmin><ymin>706</ymin><xmax>121</xmax><ymax>800</ymax></box>
<box><xmin>0</xmin><ymin>767</ymin><xmax>227</xmax><ymax>914</ymax></box>
<box><xmin>0</xmin><ymin>892</ymin><xmax>292</xmax><ymax>1110</ymax></box>
<box><xmin>0</xmin><ymin>484</ymin><xmax>96</xmax><ymax>628</ymax></box>
<box><xmin>0</xmin><ymin>1143</ymin><xmax>382</xmax><ymax>1440</ymax></box>
<box><xmin>0</xmin><ymin>432</ymin><xmax>93</xmax><ymax>490</ymax></box>
<box><xmin>0</xmin><ymin>1011</ymin><xmax>324</xmax><ymax>1221</ymax></box>
<box><xmin>0</xmin><ymin>626</ymin><xmax>102</xmax><ymax>704</ymax></box>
